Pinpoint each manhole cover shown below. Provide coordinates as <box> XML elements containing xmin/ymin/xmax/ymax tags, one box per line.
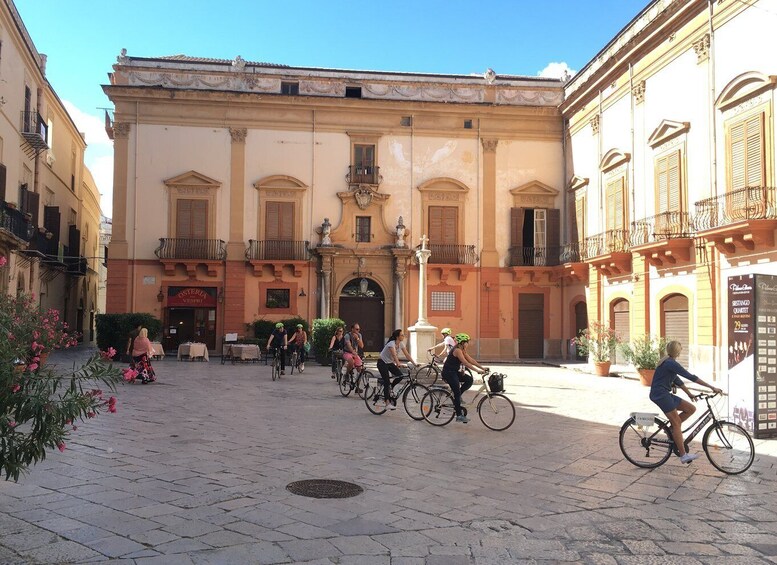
<box><xmin>286</xmin><ymin>479</ymin><xmax>363</xmax><ymax>499</ymax></box>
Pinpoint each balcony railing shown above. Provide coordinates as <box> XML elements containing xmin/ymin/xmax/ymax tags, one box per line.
<box><xmin>346</xmin><ymin>165</ymin><xmax>382</xmax><ymax>186</ymax></box>
<box><xmin>582</xmin><ymin>229</ymin><xmax>630</xmax><ymax>258</ymax></box>
<box><xmin>20</xmin><ymin>111</ymin><xmax>49</xmax><ymax>154</ymax></box>
<box><xmin>630</xmin><ymin>211</ymin><xmax>693</xmax><ymax>246</ymax></box>
<box><xmin>246</xmin><ymin>240</ymin><xmax>309</xmax><ymax>261</ymax></box>
<box><xmin>0</xmin><ymin>203</ymin><xmax>35</xmax><ymax>242</ymax></box>
<box><xmin>693</xmin><ymin>186</ymin><xmax>777</xmax><ymax>231</ymax></box>
<box><xmin>425</xmin><ymin>244</ymin><xmax>478</xmax><ymax>265</ymax></box>
<box><xmin>65</xmin><ymin>255</ymin><xmax>87</xmax><ymax>276</ymax></box>
<box><xmin>154</xmin><ymin>238</ymin><xmax>227</xmax><ymax>260</ymax></box>
<box><xmin>24</xmin><ymin>230</ymin><xmax>58</xmax><ymax>256</ymax></box>
<box><xmin>509</xmin><ymin>246</ymin><xmax>561</xmax><ymax>267</ymax></box>
<box><xmin>560</xmin><ymin>242</ymin><xmax>584</xmax><ymax>263</ymax></box>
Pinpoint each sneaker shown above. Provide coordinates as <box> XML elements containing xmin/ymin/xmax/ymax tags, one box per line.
<box><xmin>456</xmin><ymin>414</ymin><xmax>470</xmax><ymax>423</ymax></box>
<box><xmin>388</xmin><ymin>402</ymin><xmax>397</xmax><ymax>410</ymax></box>
<box><xmin>680</xmin><ymin>453</ymin><xmax>700</xmax><ymax>464</ymax></box>
<box><xmin>280</xmin><ymin>370</ymin><xmax>285</xmax><ymax>375</ymax></box>
<box><xmin>299</xmin><ymin>363</ymin><xmax>305</xmax><ymax>372</ymax></box>
<box><xmin>331</xmin><ymin>373</ymin><xmax>336</xmax><ymax>379</ymax></box>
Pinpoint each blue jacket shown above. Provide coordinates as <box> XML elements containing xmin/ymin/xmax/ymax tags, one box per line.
<box><xmin>650</xmin><ymin>357</ymin><xmax>698</xmax><ymax>395</ymax></box>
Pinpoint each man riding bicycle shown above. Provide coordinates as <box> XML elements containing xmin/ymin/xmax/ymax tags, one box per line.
<box><xmin>266</xmin><ymin>322</ymin><xmax>288</xmax><ymax>375</ymax></box>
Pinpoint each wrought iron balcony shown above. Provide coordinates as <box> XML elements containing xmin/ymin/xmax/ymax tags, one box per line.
<box><xmin>630</xmin><ymin>212</ymin><xmax>693</xmax><ymax>246</ymax></box>
<box><xmin>23</xmin><ymin>230</ymin><xmax>58</xmax><ymax>257</ymax></box>
<box><xmin>560</xmin><ymin>242</ymin><xmax>584</xmax><ymax>263</ymax></box>
<box><xmin>346</xmin><ymin>165</ymin><xmax>382</xmax><ymax>186</ymax></box>
<box><xmin>154</xmin><ymin>238</ymin><xmax>227</xmax><ymax>260</ymax></box>
<box><xmin>20</xmin><ymin>111</ymin><xmax>49</xmax><ymax>155</ymax></box>
<box><xmin>508</xmin><ymin>246</ymin><xmax>561</xmax><ymax>267</ymax></box>
<box><xmin>65</xmin><ymin>255</ymin><xmax>87</xmax><ymax>276</ymax></box>
<box><xmin>582</xmin><ymin>229</ymin><xmax>630</xmax><ymax>258</ymax></box>
<box><xmin>693</xmin><ymin>186</ymin><xmax>777</xmax><ymax>231</ymax></box>
<box><xmin>425</xmin><ymin>244</ymin><xmax>478</xmax><ymax>265</ymax></box>
<box><xmin>246</xmin><ymin>240</ymin><xmax>309</xmax><ymax>261</ymax></box>
<box><xmin>0</xmin><ymin>202</ymin><xmax>35</xmax><ymax>242</ymax></box>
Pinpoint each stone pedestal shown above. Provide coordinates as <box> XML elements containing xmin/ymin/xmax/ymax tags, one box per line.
<box><xmin>408</xmin><ymin>324</ymin><xmax>437</xmax><ymax>362</ymax></box>
<box><xmin>408</xmin><ymin>236</ymin><xmax>437</xmax><ymax>360</ymax></box>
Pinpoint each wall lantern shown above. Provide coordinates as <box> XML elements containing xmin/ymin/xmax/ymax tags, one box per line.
<box><xmin>157</xmin><ymin>288</ymin><xmax>164</xmax><ymax>302</ymax></box>
<box><xmin>359</xmin><ymin>278</ymin><xmax>369</xmax><ymax>296</ymax></box>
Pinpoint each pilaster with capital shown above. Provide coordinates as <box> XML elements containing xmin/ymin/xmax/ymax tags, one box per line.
<box><xmin>228</xmin><ymin>128</ymin><xmax>247</xmax><ymax>256</ymax></box>
<box><xmin>112</xmin><ymin>122</ymin><xmax>131</xmax><ymax>139</ymax></box>
<box><xmin>480</xmin><ymin>138</ymin><xmax>499</xmax><ymax>266</ymax></box>
<box><xmin>392</xmin><ymin>248</ymin><xmax>413</xmax><ymax>331</ymax></box>
<box><xmin>693</xmin><ymin>34</ymin><xmax>710</xmax><ymax>64</ymax></box>
<box><xmin>229</xmin><ymin>127</ymin><xmax>247</xmax><ymax>144</ymax></box>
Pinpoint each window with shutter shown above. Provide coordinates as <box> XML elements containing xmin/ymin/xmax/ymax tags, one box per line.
<box><xmin>606</xmin><ymin>177</ymin><xmax>626</xmax><ymax>231</ymax></box>
<box><xmin>265</xmin><ymin>201</ymin><xmax>294</xmax><ymax>240</ymax></box>
<box><xmin>429</xmin><ymin>206</ymin><xmax>457</xmax><ymax>244</ymax></box>
<box><xmin>729</xmin><ymin>112</ymin><xmax>764</xmax><ymax>190</ymax></box>
<box><xmin>0</xmin><ymin>164</ymin><xmax>6</xmax><ymax>202</ymax></box>
<box><xmin>176</xmin><ymin>199</ymin><xmax>208</xmax><ymax>239</ymax></box>
<box><xmin>655</xmin><ymin>150</ymin><xmax>682</xmax><ymax>216</ymax></box>
<box><xmin>355</xmin><ymin>216</ymin><xmax>371</xmax><ymax>242</ymax></box>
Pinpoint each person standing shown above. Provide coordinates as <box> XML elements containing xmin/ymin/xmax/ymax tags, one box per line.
<box><xmin>125</xmin><ymin>323</ymin><xmax>142</xmax><ymax>364</ymax></box>
<box><xmin>649</xmin><ymin>340</ymin><xmax>722</xmax><ymax>463</ymax></box>
<box><xmin>328</xmin><ymin>326</ymin><xmax>346</xmax><ymax>379</ymax></box>
<box><xmin>289</xmin><ymin>323</ymin><xmax>308</xmax><ymax>372</ymax></box>
<box><xmin>442</xmin><ymin>333</ymin><xmax>486</xmax><ymax>423</ymax></box>
<box><xmin>131</xmin><ymin>328</ymin><xmax>157</xmax><ymax>383</ymax></box>
<box><xmin>377</xmin><ymin>329</ymin><xmax>417</xmax><ymax>409</ymax></box>
<box><xmin>266</xmin><ymin>322</ymin><xmax>288</xmax><ymax>375</ymax></box>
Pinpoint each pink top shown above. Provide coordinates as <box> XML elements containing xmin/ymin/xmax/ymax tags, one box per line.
<box><xmin>132</xmin><ymin>336</ymin><xmax>154</xmax><ymax>357</ymax></box>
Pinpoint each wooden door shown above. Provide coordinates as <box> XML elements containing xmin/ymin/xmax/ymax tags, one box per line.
<box><xmin>518</xmin><ymin>294</ymin><xmax>544</xmax><ymax>358</ymax></box>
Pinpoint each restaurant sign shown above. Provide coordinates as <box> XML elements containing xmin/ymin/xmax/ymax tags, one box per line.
<box><xmin>167</xmin><ymin>287</ymin><xmax>217</xmax><ymax>308</ymax></box>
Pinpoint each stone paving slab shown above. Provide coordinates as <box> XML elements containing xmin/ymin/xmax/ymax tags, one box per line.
<box><xmin>1</xmin><ymin>347</ymin><xmax>777</xmax><ymax>563</ymax></box>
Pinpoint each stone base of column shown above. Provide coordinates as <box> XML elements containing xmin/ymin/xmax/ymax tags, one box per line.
<box><xmin>408</xmin><ymin>323</ymin><xmax>437</xmax><ymax>362</ymax></box>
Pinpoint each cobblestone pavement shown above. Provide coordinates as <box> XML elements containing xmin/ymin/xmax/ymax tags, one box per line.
<box><xmin>2</xmin><ymin>346</ymin><xmax>777</xmax><ymax>564</ymax></box>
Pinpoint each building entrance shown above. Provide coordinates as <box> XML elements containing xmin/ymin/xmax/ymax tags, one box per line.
<box><xmin>338</xmin><ymin>278</ymin><xmax>385</xmax><ymax>352</ymax></box>
<box><xmin>162</xmin><ymin>287</ymin><xmax>218</xmax><ymax>351</ymax></box>
<box><xmin>518</xmin><ymin>293</ymin><xmax>545</xmax><ymax>358</ymax></box>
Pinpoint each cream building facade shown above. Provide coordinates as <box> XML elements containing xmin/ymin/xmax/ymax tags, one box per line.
<box><xmin>0</xmin><ymin>0</ymin><xmax>103</xmax><ymax>343</ymax></box>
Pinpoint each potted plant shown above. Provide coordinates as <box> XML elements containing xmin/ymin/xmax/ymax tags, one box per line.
<box><xmin>620</xmin><ymin>335</ymin><xmax>667</xmax><ymax>386</ymax></box>
<box><xmin>573</xmin><ymin>321</ymin><xmax>622</xmax><ymax>376</ymax></box>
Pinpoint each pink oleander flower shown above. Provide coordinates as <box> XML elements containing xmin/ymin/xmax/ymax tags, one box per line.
<box><xmin>72</xmin><ymin>425</ymin><xmax>77</xmax><ymax>431</ymax></box>
<box><xmin>87</xmin><ymin>412</ymin><xmax>95</xmax><ymax>419</ymax></box>
<box><xmin>122</xmin><ymin>368</ymin><xmax>138</xmax><ymax>382</ymax></box>
<box><xmin>57</xmin><ymin>442</ymin><xmax>66</xmax><ymax>452</ymax></box>
<box><xmin>101</xmin><ymin>347</ymin><xmax>117</xmax><ymax>360</ymax></box>
<box><xmin>108</xmin><ymin>404</ymin><xmax>117</xmax><ymax>414</ymax></box>
<box><xmin>28</xmin><ymin>363</ymin><xmax>38</xmax><ymax>371</ymax></box>
<box><xmin>0</xmin><ymin>255</ymin><xmax>6</xmax><ymax>267</ymax></box>
<box><xmin>8</xmin><ymin>421</ymin><xmax>16</xmax><ymax>428</ymax></box>
<box><xmin>90</xmin><ymin>389</ymin><xmax>103</xmax><ymax>398</ymax></box>
<box><xmin>108</xmin><ymin>396</ymin><xmax>117</xmax><ymax>407</ymax></box>
<box><xmin>11</xmin><ymin>385</ymin><xmax>20</xmax><ymax>393</ymax></box>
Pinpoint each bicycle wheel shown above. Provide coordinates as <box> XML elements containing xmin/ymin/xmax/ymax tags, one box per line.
<box><xmin>619</xmin><ymin>416</ymin><xmax>673</xmax><ymax>469</ymax></box>
<box><xmin>421</xmin><ymin>388</ymin><xmax>456</xmax><ymax>426</ymax></box>
<box><xmin>403</xmin><ymin>383</ymin><xmax>430</xmax><ymax>421</ymax></box>
<box><xmin>703</xmin><ymin>420</ymin><xmax>755</xmax><ymax>475</ymax></box>
<box><xmin>339</xmin><ymin>372</ymin><xmax>353</xmax><ymax>397</ymax></box>
<box><xmin>365</xmin><ymin>384</ymin><xmax>387</xmax><ymax>415</ymax></box>
<box><xmin>356</xmin><ymin>370</ymin><xmax>372</xmax><ymax>399</ymax></box>
<box><xmin>414</xmin><ymin>364</ymin><xmax>439</xmax><ymax>386</ymax></box>
<box><xmin>477</xmin><ymin>393</ymin><xmax>515</xmax><ymax>431</ymax></box>
<box><xmin>271</xmin><ymin>358</ymin><xmax>278</xmax><ymax>381</ymax></box>
<box><xmin>289</xmin><ymin>352</ymin><xmax>297</xmax><ymax>375</ymax></box>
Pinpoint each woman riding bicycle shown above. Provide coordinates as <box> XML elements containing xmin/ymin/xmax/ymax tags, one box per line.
<box><xmin>442</xmin><ymin>333</ymin><xmax>486</xmax><ymax>423</ymax></box>
<box><xmin>650</xmin><ymin>340</ymin><xmax>722</xmax><ymax>463</ymax></box>
<box><xmin>328</xmin><ymin>326</ymin><xmax>346</xmax><ymax>379</ymax></box>
<box><xmin>377</xmin><ymin>329</ymin><xmax>417</xmax><ymax>410</ymax></box>
<box><xmin>289</xmin><ymin>323</ymin><xmax>308</xmax><ymax>372</ymax></box>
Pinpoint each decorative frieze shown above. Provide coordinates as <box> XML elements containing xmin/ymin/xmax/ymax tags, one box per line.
<box><xmin>229</xmin><ymin>128</ymin><xmax>247</xmax><ymax>143</ymax></box>
<box><xmin>693</xmin><ymin>34</ymin><xmax>710</xmax><ymax>64</ymax></box>
<box><xmin>113</xmin><ymin>122</ymin><xmax>130</xmax><ymax>139</ymax></box>
<box><xmin>481</xmin><ymin>138</ymin><xmax>498</xmax><ymax>153</ymax></box>
<box><xmin>632</xmin><ymin>80</ymin><xmax>646</xmax><ymax>104</ymax></box>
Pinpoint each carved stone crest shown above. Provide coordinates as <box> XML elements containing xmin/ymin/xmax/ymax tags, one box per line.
<box><xmin>354</xmin><ymin>185</ymin><xmax>374</xmax><ymax>209</ymax></box>
<box><xmin>232</xmin><ymin>56</ymin><xmax>246</xmax><ymax>71</ymax></box>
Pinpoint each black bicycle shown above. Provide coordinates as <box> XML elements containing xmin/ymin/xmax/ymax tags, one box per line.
<box><xmin>270</xmin><ymin>347</ymin><xmax>284</xmax><ymax>381</ymax></box>
<box><xmin>619</xmin><ymin>391</ymin><xmax>755</xmax><ymax>474</ymax></box>
<box><xmin>339</xmin><ymin>364</ymin><xmax>372</xmax><ymax>399</ymax></box>
<box><xmin>364</xmin><ymin>363</ymin><xmax>429</xmax><ymax>420</ymax></box>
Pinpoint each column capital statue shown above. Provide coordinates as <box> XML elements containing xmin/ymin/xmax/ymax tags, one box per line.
<box><xmin>320</xmin><ymin>218</ymin><xmax>332</xmax><ymax>246</ymax></box>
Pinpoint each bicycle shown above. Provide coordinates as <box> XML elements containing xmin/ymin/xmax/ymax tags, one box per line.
<box><xmin>269</xmin><ymin>347</ymin><xmax>284</xmax><ymax>381</ymax></box>
<box><xmin>289</xmin><ymin>346</ymin><xmax>305</xmax><ymax>374</ymax></box>
<box><xmin>364</xmin><ymin>363</ymin><xmax>429</xmax><ymax>420</ymax></box>
<box><xmin>619</xmin><ymin>390</ymin><xmax>755</xmax><ymax>474</ymax></box>
<box><xmin>414</xmin><ymin>351</ymin><xmax>473</xmax><ymax>386</ymax></box>
<box><xmin>339</xmin><ymin>363</ymin><xmax>373</xmax><ymax>399</ymax></box>
<box><xmin>420</xmin><ymin>369</ymin><xmax>515</xmax><ymax>431</ymax></box>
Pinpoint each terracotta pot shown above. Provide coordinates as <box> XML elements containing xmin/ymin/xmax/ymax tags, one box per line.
<box><xmin>637</xmin><ymin>368</ymin><xmax>655</xmax><ymax>387</ymax></box>
<box><xmin>593</xmin><ymin>361</ymin><xmax>611</xmax><ymax>377</ymax></box>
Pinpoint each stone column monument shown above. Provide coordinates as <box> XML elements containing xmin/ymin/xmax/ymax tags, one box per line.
<box><xmin>408</xmin><ymin>235</ymin><xmax>437</xmax><ymax>360</ymax></box>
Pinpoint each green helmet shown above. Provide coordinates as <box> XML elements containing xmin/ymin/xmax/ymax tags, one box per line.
<box><xmin>296</xmin><ymin>324</ymin><xmax>304</xmax><ymax>329</ymax></box>
<box><xmin>441</xmin><ymin>327</ymin><xmax>452</xmax><ymax>335</ymax></box>
<box><xmin>275</xmin><ymin>322</ymin><xmax>284</xmax><ymax>329</ymax></box>
<box><xmin>455</xmin><ymin>333</ymin><xmax>470</xmax><ymax>343</ymax></box>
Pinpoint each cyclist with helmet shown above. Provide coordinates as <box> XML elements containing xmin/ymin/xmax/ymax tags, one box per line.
<box><xmin>289</xmin><ymin>323</ymin><xmax>308</xmax><ymax>372</ymax></box>
<box><xmin>266</xmin><ymin>322</ymin><xmax>288</xmax><ymax>375</ymax></box>
<box><xmin>442</xmin><ymin>333</ymin><xmax>486</xmax><ymax>423</ymax></box>
<box><xmin>328</xmin><ymin>326</ymin><xmax>346</xmax><ymax>379</ymax></box>
<box><xmin>428</xmin><ymin>327</ymin><xmax>456</xmax><ymax>358</ymax></box>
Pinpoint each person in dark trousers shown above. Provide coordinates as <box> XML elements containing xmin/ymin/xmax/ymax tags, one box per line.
<box><xmin>328</xmin><ymin>326</ymin><xmax>346</xmax><ymax>379</ymax></box>
<box><xmin>442</xmin><ymin>333</ymin><xmax>486</xmax><ymax>423</ymax></box>
<box><xmin>289</xmin><ymin>323</ymin><xmax>308</xmax><ymax>372</ymax></box>
<box><xmin>649</xmin><ymin>340</ymin><xmax>721</xmax><ymax>463</ymax></box>
<box><xmin>266</xmin><ymin>322</ymin><xmax>288</xmax><ymax>375</ymax></box>
<box><xmin>376</xmin><ymin>329</ymin><xmax>417</xmax><ymax>409</ymax></box>
<box><xmin>125</xmin><ymin>324</ymin><xmax>142</xmax><ymax>364</ymax></box>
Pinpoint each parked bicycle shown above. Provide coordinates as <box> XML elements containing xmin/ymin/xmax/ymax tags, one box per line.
<box><xmin>413</xmin><ymin>351</ymin><xmax>473</xmax><ymax>386</ymax></box>
<box><xmin>339</xmin><ymin>363</ymin><xmax>373</xmax><ymax>399</ymax></box>
<box><xmin>364</xmin><ymin>363</ymin><xmax>429</xmax><ymax>419</ymax></box>
<box><xmin>619</xmin><ymin>390</ymin><xmax>754</xmax><ymax>474</ymax></box>
<box><xmin>420</xmin><ymin>369</ymin><xmax>515</xmax><ymax>431</ymax></box>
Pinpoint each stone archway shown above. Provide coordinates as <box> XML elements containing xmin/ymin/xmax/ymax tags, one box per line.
<box><xmin>338</xmin><ymin>277</ymin><xmax>385</xmax><ymax>352</ymax></box>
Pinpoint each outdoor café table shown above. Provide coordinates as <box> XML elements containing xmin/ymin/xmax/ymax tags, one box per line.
<box><xmin>177</xmin><ymin>342</ymin><xmax>209</xmax><ymax>361</ymax></box>
<box><xmin>149</xmin><ymin>342</ymin><xmax>165</xmax><ymax>359</ymax></box>
<box><xmin>231</xmin><ymin>344</ymin><xmax>260</xmax><ymax>361</ymax></box>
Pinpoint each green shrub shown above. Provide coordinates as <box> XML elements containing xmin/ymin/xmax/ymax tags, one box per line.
<box><xmin>311</xmin><ymin>318</ymin><xmax>346</xmax><ymax>363</ymax></box>
<box><xmin>96</xmin><ymin>313</ymin><xmax>162</xmax><ymax>359</ymax></box>
<box><xmin>252</xmin><ymin>317</ymin><xmax>309</xmax><ymax>347</ymax></box>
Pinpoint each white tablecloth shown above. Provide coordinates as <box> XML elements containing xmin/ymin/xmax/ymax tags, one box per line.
<box><xmin>229</xmin><ymin>344</ymin><xmax>260</xmax><ymax>361</ymax></box>
<box><xmin>177</xmin><ymin>343</ymin><xmax>209</xmax><ymax>361</ymax></box>
<box><xmin>150</xmin><ymin>342</ymin><xmax>165</xmax><ymax>358</ymax></box>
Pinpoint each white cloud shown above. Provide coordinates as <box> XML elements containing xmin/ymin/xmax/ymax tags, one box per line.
<box><xmin>538</xmin><ymin>62</ymin><xmax>576</xmax><ymax>80</ymax></box>
<box><xmin>62</xmin><ymin>100</ymin><xmax>114</xmax><ymax>217</ymax></box>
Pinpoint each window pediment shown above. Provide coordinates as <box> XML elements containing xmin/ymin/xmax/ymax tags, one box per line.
<box><xmin>511</xmin><ymin>180</ymin><xmax>559</xmax><ymax>208</ymax></box>
<box><xmin>716</xmin><ymin>71</ymin><xmax>777</xmax><ymax>111</ymax></box>
<box><xmin>253</xmin><ymin>175</ymin><xmax>308</xmax><ymax>192</ymax></box>
<box><xmin>567</xmin><ymin>175</ymin><xmax>589</xmax><ymax>192</ymax></box>
<box><xmin>417</xmin><ymin>177</ymin><xmax>470</xmax><ymax>193</ymax></box>
<box><xmin>163</xmin><ymin>170</ymin><xmax>221</xmax><ymax>189</ymax></box>
<box><xmin>600</xmin><ymin>149</ymin><xmax>631</xmax><ymax>172</ymax></box>
<box><xmin>647</xmin><ymin>120</ymin><xmax>690</xmax><ymax>148</ymax></box>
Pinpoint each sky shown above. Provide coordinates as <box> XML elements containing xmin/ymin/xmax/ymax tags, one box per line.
<box><xmin>16</xmin><ymin>0</ymin><xmax>648</xmax><ymax>217</ymax></box>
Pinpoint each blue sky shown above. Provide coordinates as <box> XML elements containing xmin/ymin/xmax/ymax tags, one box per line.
<box><xmin>17</xmin><ymin>0</ymin><xmax>648</xmax><ymax>216</ymax></box>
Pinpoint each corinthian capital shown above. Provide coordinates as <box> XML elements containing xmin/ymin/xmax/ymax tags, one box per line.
<box><xmin>481</xmin><ymin>138</ymin><xmax>498</xmax><ymax>153</ymax></box>
<box><xmin>229</xmin><ymin>128</ymin><xmax>248</xmax><ymax>143</ymax></box>
<box><xmin>113</xmin><ymin>122</ymin><xmax>130</xmax><ymax>139</ymax></box>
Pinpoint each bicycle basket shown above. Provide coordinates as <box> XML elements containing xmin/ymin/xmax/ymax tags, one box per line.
<box><xmin>488</xmin><ymin>373</ymin><xmax>505</xmax><ymax>393</ymax></box>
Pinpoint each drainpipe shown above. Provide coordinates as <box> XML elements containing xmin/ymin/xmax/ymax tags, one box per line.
<box><xmin>311</xmin><ymin>109</ymin><xmax>316</xmax><ymax>320</ymax></box>
<box><xmin>707</xmin><ymin>0</ymin><xmax>720</xmax><ymax>383</ymax></box>
<box><xmin>476</xmin><ymin>118</ymin><xmax>482</xmax><ymax>358</ymax></box>
<box><xmin>131</xmin><ymin>101</ymin><xmax>139</xmax><ymax>312</ymax></box>
<box><xmin>561</xmin><ymin>113</ymin><xmax>568</xmax><ymax>358</ymax></box>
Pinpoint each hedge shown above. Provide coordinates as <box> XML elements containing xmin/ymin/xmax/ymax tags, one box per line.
<box><xmin>311</xmin><ymin>318</ymin><xmax>346</xmax><ymax>364</ymax></box>
<box><xmin>252</xmin><ymin>317</ymin><xmax>309</xmax><ymax>347</ymax></box>
<box><xmin>96</xmin><ymin>313</ymin><xmax>162</xmax><ymax>360</ymax></box>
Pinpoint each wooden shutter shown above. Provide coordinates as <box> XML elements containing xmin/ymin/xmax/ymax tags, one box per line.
<box><xmin>68</xmin><ymin>225</ymin><xmax>80</xmax><ymax>256</ymax></box>
<box><xmin>656</xmin><ymin>150</ymin><xmax>681</xmax><ymax>215</ymax></box>
<box><xmin>176</xmin><ymin>200</ymin><xmax>192</xmax><ymax>238</ymax></box>
<box><xmin>441</xmin><ymin>207</ymin><xmax>457</xmax><ymax>244</ymax></box>
<box><xmin>44</xmin><ymin>206</ymin><xmax>60</xmax><ymax>244</ymax></box>
<box><xmin>546</xmin><ymin>209</ymin><xmax>560</xmax><ymax>266</ymax></box>
<box><xmin>575</xmin><ymin>196</ymin><xmax>586</xmax><ymax>240</ymax></box>
<box><xmin>191</xmin><ymin>200</ymin><xmax>207</xmax><ymax>239</ymax></box>
<box><xmin>26</xmin><ymin>191</ymin><xmax>40</xmax><ymax>227</ymax></box>
<box><xmin>265</xmin><ymin>201</ymin><xmax>294</xmax><ymax>240</ymax></box>
<box><xmin>176</xmin><ymin>199</ymin><xmax>208</xmax><ymax>239</ymax></box>
<box><xmin>656</xmin><ymin>155</ymin><xmax>669</xmax><ymax>213</ymax></box>
<box><xmin>606</xmin><ymin>177</ymin><xmax>625</xmax><ymax>230</ymax></box>
<box><xmin>730</xmin><ymin>113</ymin><xmax>764</xmax><ymax>189</ymax></box>
<box><xmin>0</xmin><ymin>164</ymin><xmax>6</xmax><ymax>202</ymax></box>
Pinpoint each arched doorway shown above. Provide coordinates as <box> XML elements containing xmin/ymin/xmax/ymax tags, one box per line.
<box><xmin>662</xmin><ymin>294</ymin><xmax>689</xmax><ymax>366</ymax></box>
<box><xmin>339</xmin><ymin>278</ymin><xmax>385</xmax><ymax>352</ymax></box>
<box><xmin>611</xmin><ymin>299</ymin><xmax>630</xmax><ymax>364</ymax></box>
<box><xmin>574</xmin><ymin>301</ymin><xmax>588</xmax><ymax>360</ymax></box>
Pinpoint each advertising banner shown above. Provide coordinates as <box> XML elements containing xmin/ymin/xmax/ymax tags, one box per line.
<box><xmin>754</xmin><ymin>275</ymin><xmax>777</xmax><ymax>438</ymax></box>
<box><xmin>167</xmin><ymin>287</ymin><xmax>217</xmax><ymax>308</ymax></box>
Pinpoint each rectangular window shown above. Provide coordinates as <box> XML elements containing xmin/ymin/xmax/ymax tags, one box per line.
<box><xmin>281</xmin><ymin>81</ymin><xmax>299</xmax><ymax>95</ymax></box>
<box><xmin>354</xmin><ymin>144</ymin><xmax>374</xmax><ymax>170</ymax></box>
<box><xmin>656</xmin><ymin>150</ymin><xmax>682</xmax><ymax>213</ymax></box>
<box><xmin>431</xmin><ymin>291</ymin><xmax>456</xmax><ymax>311</ymax></box>
<box><xmin>345</xmin><ymin>86</ymin><xmax>362</xmax><ymax>98</ymax></box>
<box><xmin>605</xmin><ymin>177</ymin><xmax>626</xmax><ymax>231</ymax></box>
<box><xmin>729</xmin><ymin>112</ymin><xmax>764</xmax><ymax>190</ymax></box>
<box><xmin>355</xmin><ymin>216</ymin><xmax>371</xmax><ymax>242</ymax></box>
<box><xmin>176</xmin><ymin>199</ymin><xmax>208</xmax><ymax>239</ymax></box>
<box><xmin>575</xmin><ymin>195</ymin><xmax>586</xmax><ymax>241</ymax></box>
<box><xmin>266</xmin><ymin>289</ymin><xmax>290</xmax><ymax>309</ymax></box>
<box><xmin>429</xmin><ymin>206</ymin><xmax>458</xmax><ymax>244</ymax></box>
<box><xmin>69</xmin><ymin>208</ymin><xmax>77</xmax><ymax>226</ymax></box>
<box><xmin>265</xmin><ymin>201</ymin><xmax>294</xmax><ymax>240</ymax></box>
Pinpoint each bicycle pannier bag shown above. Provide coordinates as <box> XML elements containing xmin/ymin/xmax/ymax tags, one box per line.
<box><xmin>488</xmin><ymin>373</ymin><xmax>504</xmax><ymax>393</ymax></box>
<box><xmin>304</xmin><ymin>341</ymin><xmax>311</xmax><ymax>353</ymax></box>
